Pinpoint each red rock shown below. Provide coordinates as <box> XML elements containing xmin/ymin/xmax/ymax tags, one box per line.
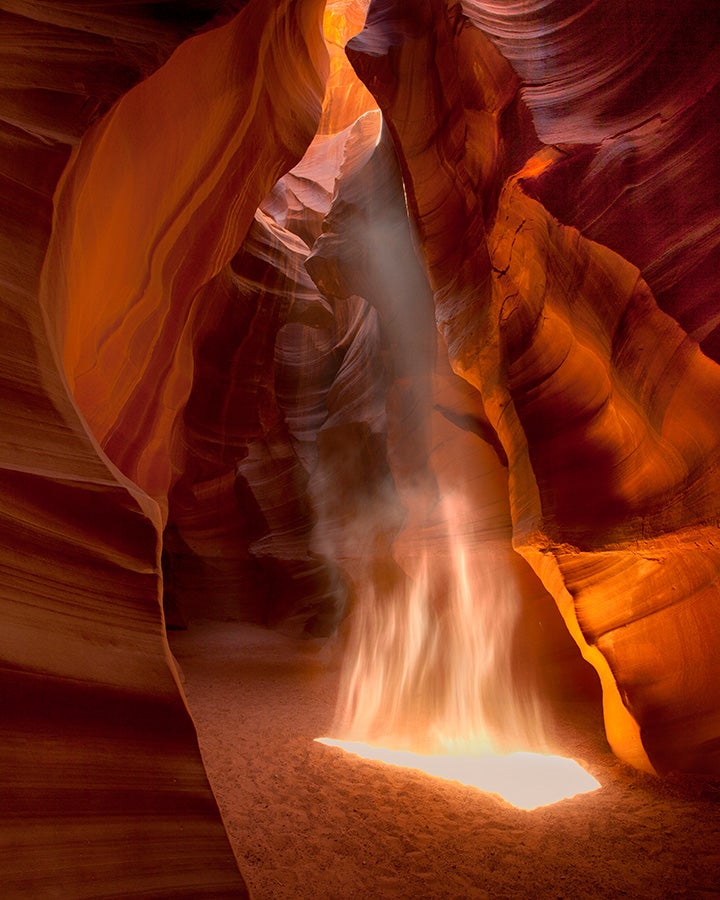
<box><xmin>349</xmin><ymin>0</ymin><xmax>720</xmax><ymax>773</ymax></box>
<box><xmin>3</xmin><ymin>1</ymin><xmax>720</xmax><ymax>893</ymax></box>
<box><xmin>1</xmin><ymin>0</ymin><xmax>327</xmax><ymax>893</ymax></box>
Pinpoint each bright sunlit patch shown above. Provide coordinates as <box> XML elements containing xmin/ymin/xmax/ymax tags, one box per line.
<box><xmin>315</xmin><ymin>738</ymin><xmax>601</xmax><ymax>810</ymax></box>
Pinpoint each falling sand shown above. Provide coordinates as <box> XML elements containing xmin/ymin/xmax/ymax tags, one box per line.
<box><xmin>171</xmin><ymin>622</ymin><xmax>720</xmax><ymax>900</ymax></box>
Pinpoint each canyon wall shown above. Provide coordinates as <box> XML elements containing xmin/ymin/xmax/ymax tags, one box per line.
<box><xmin>1</xmin><ymin>0</ymin><xmax>327</xmax><ymax>894</ymax></box>
<box><xmin>346</xmin><ymin>0</ymin><xmax>720</xmax><ymax>774</ymax></box>
<box><xmin>2</xmin><ymin>0</ymin><xmax>720</xmax><ymax>893</ymax></box>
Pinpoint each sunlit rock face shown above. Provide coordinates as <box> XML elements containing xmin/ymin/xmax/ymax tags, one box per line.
<box><xmin>40</xmin><ymin>0</ymin><xmax>329</xmax><ymax>515</ymax></box>
<box><xmin>348</xmin><ymin>0</ymin><xmax>720</xmax><ymax>774</ymax></box>
<box><xmin>3</xmin><ymin>0</ymin><xmax>720</xmax><ymax>891</ymax></box>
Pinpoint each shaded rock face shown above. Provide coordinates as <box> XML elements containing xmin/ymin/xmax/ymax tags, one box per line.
<box><xmin>1</xmin><ymin>0</ymin><xmax>719</xmax><ymax>893</ymax></box>
<box><xmin>1</xmin><ymin>0</ymin><xmax>327</xmax><ymax>895</ymax></box>
<box><xmin>461</xmin><ymin>0</ymin><xmax>720</xmax><ymax>362</ymax></box>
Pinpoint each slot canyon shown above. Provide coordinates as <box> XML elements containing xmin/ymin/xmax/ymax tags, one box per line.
<box><xmin>2</xmin><ymin>0</ymin><xmax>720</xmax><ymax>896</ymax></box>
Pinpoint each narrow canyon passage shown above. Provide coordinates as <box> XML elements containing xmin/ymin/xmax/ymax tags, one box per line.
<box><xmin>3</xmin><ymin>0</ymin><xmax>720</xmax><ymax>895</ymax></box>
<box><xmin>172</xmin><ymin>622</ymin><xmax>720</xmax><ymax>899</ymax></box>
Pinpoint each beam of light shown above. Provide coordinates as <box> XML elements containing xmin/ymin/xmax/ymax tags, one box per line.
<box><xmin>315</xmin><ymin>738</ymin><xmax>601</xmax><ymax>810</ymax></box>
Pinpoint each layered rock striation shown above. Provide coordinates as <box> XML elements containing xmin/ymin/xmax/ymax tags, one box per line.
<box><xmin>1</xmin><ymin>0</ymin><xmax>328</xmax><ymax>894</ymax></box>
<box><xmin>2</xmin><ymin>0</ymin><xmax>720</xmax><ymax>894</ymax></box>
<box><xmin>347</xmin><ymin>0</ymin><xmax>720</xmax><ymax>773</ymax></box>
<box><xmin>461</xmin><ymin>0</ymin><xmax>720</xmax><ymax>358</ymax></box>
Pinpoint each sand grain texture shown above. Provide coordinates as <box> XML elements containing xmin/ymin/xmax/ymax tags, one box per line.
<box><xmin>172</xmin><ymin>622</ymin><xmax>720</xmax><ymax>899</ymax></box>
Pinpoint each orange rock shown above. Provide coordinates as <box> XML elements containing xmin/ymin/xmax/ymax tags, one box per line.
<box><xmin>40</xmin><ymin>0</ymin><xmax>329</xmax><ymax>517</ymax></box>
<box><xmin>3</xmin><ymin>8</ymin><xmax>720</xmax><ymax>897</ymax></box>
<box><xmin>320</xmin><ymin>0</ymin><xmax>378</xmax><ymax>132</ymax></box>
<box><xmin>1</xmin><ymin>0</ymin><xmax>330</xmax><ymax>893</ymax></box>
<box><xmin>349</xmin><ymin>0</ymin><xmax>720</xmax><ymax>773</ymax></box>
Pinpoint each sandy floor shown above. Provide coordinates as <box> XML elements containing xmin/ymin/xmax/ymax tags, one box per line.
<box><xmin>170</xmin><ymin>622</ymin><xmax>720</xmax><ymax>899</ymax></box>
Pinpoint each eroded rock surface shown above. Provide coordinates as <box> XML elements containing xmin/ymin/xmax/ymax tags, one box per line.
<box><xmin>1</xmin><ymin>0</ymin><xmax>329</xmax><ymax>894</ymax></box>
<box><xmin>348</xmin><ymin>0</ymin><xmax>720</xmax><ymax>773</ymax></box>
<box><xmin>3</xmin><ymin>1</ymin><xmax>720</xmax><ymax>894</ymax></box>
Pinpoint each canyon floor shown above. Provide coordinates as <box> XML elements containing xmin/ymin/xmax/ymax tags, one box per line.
<box><xmin>170</xmin><ymin>622</ymin><xmax>720</xmax><ymax>899</ymax></box>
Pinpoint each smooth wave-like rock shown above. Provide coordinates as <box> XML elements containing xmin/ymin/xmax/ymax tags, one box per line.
<box><xmin>2</xmin><ymin>0</ymin><xmax>338</xmax><ymax>893</ymax></box>
<box><xmin>462</xmin><ymin>0</ymin><xmax>720</xmax><ymax>361</ymax></box>
<box><xmin>4</xmin><ymin>3</ymin><xmax>720</xmax><ymax>895</ymax></box>
<box><xmin>165</xmin><ymin>117</ymin><xmax>370</xmax><ymax>631</ymax></box>
<box><xmin>320</xmin><ymin>0</ymin><xmax>378</xmax><ymax>132</ymax></box>
<box><xmin>40</xmin><ymin>0</ymin><xmax>329</xmax><ymax>518</ymax></box>
<box><xmin>461</xmin><ymin>0</ymin><xmax>716</xmax><ymax>145</ymax></box>
<box><xmin>488</xmin><ymin>174</ymin><xmax>720</xmax><ymax>774</ymax></box>
<box><xmin>164</xmin><ymin>208</ymin><xmax>328</xmax><ymax>626</ymax></box>
<box><xmin>349</xmin><ymin>0</ymin><xmax>720</xmax><ymax>773</ymax></box>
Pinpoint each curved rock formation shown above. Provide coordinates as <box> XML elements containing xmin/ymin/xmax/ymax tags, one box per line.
<box><xmin>40</xmin><ymin>0</ymin><xmax>329</xmax><ymax>516</ymax></box>
<box><xmin>461</xmin><ymin>0</ymin><xmax>720</xmax><ymax>360</ymax></box>
<box><xmin>348</xmin><ymin>0</ymin><xmax>720</xmax><ymax>773</ymax></box>
<box><xmin>2</xmin><ymin>0</ymin><xmax>328</xmax><ymax>894</ymax></box>
<box><xmin>3</xmin><ymin>0</ymin><xmax>720</xmax><ymax>893</ymax></box>
<box><xmin>165</xmin><ymin>116</ymin><xmax>377</xmax><ymax>630</ymax></box>
<box><xmin>321</xmin><ymin>0</ymin><xmax>378</xmax><ymax>132</ymax></box>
